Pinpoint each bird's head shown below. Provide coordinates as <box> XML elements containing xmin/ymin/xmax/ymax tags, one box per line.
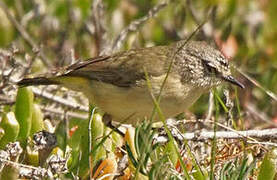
<box><xmin>175</xmin><ymin>41</ymin><xmax>244</xmax><ymax>89</ymax></box>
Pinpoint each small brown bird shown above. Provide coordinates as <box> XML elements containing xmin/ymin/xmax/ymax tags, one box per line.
<box><xmin>18</xmin><ymin>40</ymin><xmax>244</xmax><ymax>124</ymax></box>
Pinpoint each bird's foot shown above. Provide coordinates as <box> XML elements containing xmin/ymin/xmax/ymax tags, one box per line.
<box><xmin>103</xmin><ymin>113</ymin><xmax>125</xmax><ymax>137</ymax></box>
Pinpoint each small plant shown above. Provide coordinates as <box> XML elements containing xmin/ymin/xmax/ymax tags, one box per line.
<box><xmin>220</xmin><ymin>157</ymin><xmax>256</xmax><ymax>180</ymax></box>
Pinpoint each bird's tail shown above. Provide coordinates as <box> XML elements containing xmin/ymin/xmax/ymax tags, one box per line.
<box><xmin>17</xmin><ymin>77</ymin><xmax>60</xmax><ymax>87</ymax></box>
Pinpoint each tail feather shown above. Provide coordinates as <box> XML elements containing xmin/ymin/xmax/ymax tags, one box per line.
<box><xmin>17</xmin><ymin>77</ymin><xmax>59</xmax><ymax>87</ymax></box>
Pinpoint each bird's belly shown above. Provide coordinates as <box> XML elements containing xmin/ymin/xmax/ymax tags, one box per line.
<box><xmin>86</xmin><ymin>80</ymin><xmax>203</xmax><ymax>124</ymax></box>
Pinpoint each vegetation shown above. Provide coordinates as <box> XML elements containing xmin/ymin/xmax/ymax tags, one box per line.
<box><xmin>0</xmin><ymin>0</ymin><xmax>277</xmax><ymax>179</ymax></box>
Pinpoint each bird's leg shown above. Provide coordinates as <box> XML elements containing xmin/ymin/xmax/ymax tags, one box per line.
<box><xmin>103</xmin><ymin>113</ymin><xmax>125</xmax><ymax>137</ymax></box>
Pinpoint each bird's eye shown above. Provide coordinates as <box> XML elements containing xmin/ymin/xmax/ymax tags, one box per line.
<box><xmin>206</xmin><ymin>64</ymin><xmax>217</xmax><ymax>74</ymax></box>
<box><xmin>202</xmin><ymin>60</ymin><xmax>218</xmax><ymax>74</ymax></box>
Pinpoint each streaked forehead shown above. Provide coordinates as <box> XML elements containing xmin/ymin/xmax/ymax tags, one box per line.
<box><xmin>186</xmin><ymin>41</ymin><xmax>230</xmax><ymax>65</ymax></box>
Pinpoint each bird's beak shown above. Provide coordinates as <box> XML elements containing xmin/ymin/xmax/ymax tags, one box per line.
<box><xmin>222</xmin><ymin>75</ymin><xmax>245</xmax><ymax>89</ymax></box>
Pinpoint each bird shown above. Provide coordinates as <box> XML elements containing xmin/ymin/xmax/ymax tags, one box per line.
<box><xmin>18</xmin><ymin>40</ymin><xmax>244</xmax><ymax>125</ymax></box>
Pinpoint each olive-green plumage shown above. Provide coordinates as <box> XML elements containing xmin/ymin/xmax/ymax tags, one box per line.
<box><xmin>18</xmin><ymin>41</ymin><xmax>243</xmax><ymax>124</ymax></box>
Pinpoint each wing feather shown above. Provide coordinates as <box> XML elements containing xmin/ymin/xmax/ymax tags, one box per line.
<box><xmin>63</xmin><ymin>45</ymin><xmax>173</xmax><ymax>87</ymax></box>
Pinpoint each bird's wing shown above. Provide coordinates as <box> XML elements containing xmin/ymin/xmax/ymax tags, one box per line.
<box><xmin>63</xmin><ymin>45</ymin><xmax>173</xmax><ymax>87</ymax></box>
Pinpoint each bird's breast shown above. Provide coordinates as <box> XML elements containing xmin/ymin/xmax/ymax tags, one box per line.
<box><xmin>85</xmin><ymin>74</ymin><xmax>206</xmax><ymax>124</ymax></box>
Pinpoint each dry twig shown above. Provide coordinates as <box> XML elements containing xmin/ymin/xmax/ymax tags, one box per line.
<box><xmin>236</xmin><ymin>67</ymin><xmax>277</xmax><ymax>102</ymax></box>
<box><xmin>31</xmin><ymin>87</ymin><xmax>88</xmax><ymax>112</ymax></box>
<box><xmin>179</xmin><ymin>128</ymin><xmax>277</xmax><ymax>142</ymax></box>
<box><xmin>91</xmin><ymin>0</ymin><xmax>107</xmax><ymax>55</ymax></box>
<box><xmin>0</xmin><ymin>1</ymin><xmax>51</xmax><ymax>67</ymax></box>
<box><xmin>110</xmin><ymin>1</ymin><xmax>168</xmax><ymax>53</ymax></box>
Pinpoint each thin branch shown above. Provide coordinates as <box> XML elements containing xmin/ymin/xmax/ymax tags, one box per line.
<box><xmin>31</xmin><ymin>87</ymin><xmax>88</xmax><ymax>112</ymax></box>
<box><xmin>40</xmin><ymin>105</ymin><xmax>88</xmax><ymax>119</ymax></box>
<box><xmin>0</xmin><ymin>1</ymin><xmax>51</xmax><ymax>67</ymax></box>
<box><xmin>0</xmin><ymin>47</ymin><xmax>18</xmax><ymax>91</ymax></box>
<box><xmin>186</xmin><ymin>0</ymin><xmax>201</xmax><ymax>24</ymax></box>
<box><xmin>110</xmin><ymin>1</ymin><xmax>168</xmax><ymax>53</ymax></box>
<box><xmin>91</xmin><ymin>0</ymin><xmax>107</xmax><ymax>55</ymax></box>
<box><xmin>247</xmin><ymin>141</ymin><xmax>277</xmax><ymax>147</ymax></box>
<box><xmin>179</xmin><ymin>128</ymin><xmax>277</xmax><ymax>141</ymax></box>
<box><xmin>0</xmin><ymin>157</ymin><xmax>49</xmax><ymax>179</ymax></box>
<box><xmin>236</xmin><ymin>66</ymin><xmax>277</xmax><ymax>102</ymax></box>
<box><xmin>0</xmin><ymin>94</ymin><xmax>14</xmax><ymax>105</ymax></box>
<box><xmin>168</xmin><ymin>119</ymin><xmax>277</xmax><ymax>147</ymax></box>
<box><xmin>185</xmin><ymin>0</ymin><xmax>214</xmax><ymax>38</ymax></box>
<box><xmin>245</xmin><ymin>103</ymin><xmax>276</xmax><ymax>127</ymax></box>
<box><xmin>0</xmin><ymin>94</ymin><xmax>88</xmax><ymax>119</ymax></box>
<box><xmin>21</xmin><ymin>52</ymin><xmax>39</xmax><ymax>76</ymax></box>
<box><xmin>88</xmin><ymin>107</ymin><xmax>97</xmax><ymax>180</ymax></box>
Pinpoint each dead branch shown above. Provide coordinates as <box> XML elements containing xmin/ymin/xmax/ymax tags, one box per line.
<box><xmin>0</xmin><ymin>1</ymin><xmax>51</xmax><ymax>67</ymax></box>
<box><xmin>110</xmin><ymin>1</ymin><xmax>168</xmax><ymax>53</ymax></box>
<box><xmin>180</xmin><ymin>128</ymin><xmax>277</xmax><ymax>141</ymax></box>
<box><xmin>31</xmin><ymin>87</ymin><xmax>88</xmax><ymax>112</ymax></box>
<box><xmin>91</xmin><ymin>0</ymin><xmax>107</xmax><ymax>55</ymax></box>
<box><xmin>236</xmin><ymin>66</ymin><xmax>277</xmax><ymax>102</ymax></box>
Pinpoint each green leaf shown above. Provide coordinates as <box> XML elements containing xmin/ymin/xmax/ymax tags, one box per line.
<box><xmin>126</xmin><ymin>142</ymin><xmax>139</xmax><ymax>168</ymax></box>
<box><xmin>73</xmin><ymin>107</ymin><xmax>105</xmax><ymax>178</ymax></box>
<box><xmin>220</xmin><ymin>161</ymin><xmax>233</xmax><ymax>180</ymax></box>
<box><xmin>55</xmin><ymin>120</ymin><xmax>67</xmax><ymax>151</ymax></box>
<box><xmin>258</xmin><ymin>151</ymin><xmax>277</xmax><ymax>180</ymax></box>
<box><xmin>0</xmin><ymin>112</ymin><xmax>20</xmax><ymax>149</ymax></box>
<box><xmin>165</xmin><ymin>140</ymin><xmax>178</xmax><ymax>166</ymax></box>
<box><xmin>15</xmin><ymin>87</ymin><xmax>34</xmax><ymax>144</ymax></box>
<box><xmin>30</xmin><ymin>104</ymin><xmax>44</xmax><ymax>136</ymax></box>
<box><xmin>148</xmin><ymin>155</ymin><xmax>167</xmax><ymax>180</ymax></box>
